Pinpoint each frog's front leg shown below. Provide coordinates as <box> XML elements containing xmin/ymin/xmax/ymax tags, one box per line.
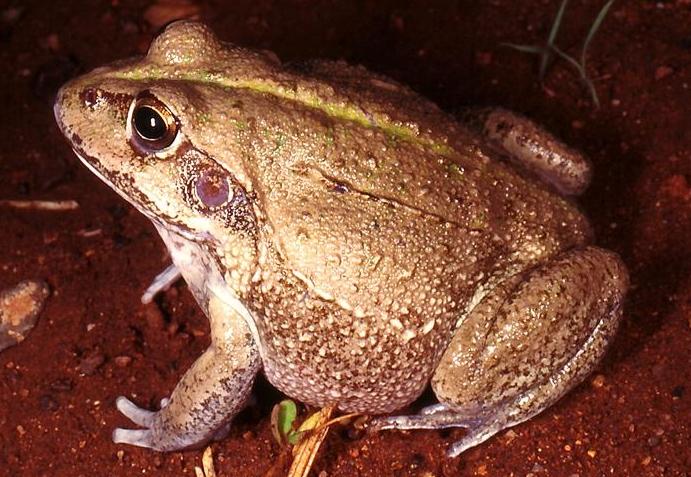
<box><xmin>113</xmin><ymin>294</ymin><xmax>261</xmax><ymax>451</ymax></box>
<box><xmin>462</xmin><ymin>107</ymin><xmax>592</xmax><ymax>196</ymax></box>
<box><xmin>371</xmin><ymin>246</ymin><xmax>628</xmax><ymax>457</ymax></box>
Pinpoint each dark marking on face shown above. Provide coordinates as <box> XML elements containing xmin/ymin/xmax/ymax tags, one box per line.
<box><xmin>178</xmin><ymin>148</ymin><xmax>257</xmax><ymax>237</ymax></box>
<box><xmin>81</xmin><ymin>88</ymin><xmax>100</xmax><ymax>108</ymax></box>
<box><xmin>80</xmin><ymin>87</ymin><xmax>133</xmax><ymax>113</ymax></box>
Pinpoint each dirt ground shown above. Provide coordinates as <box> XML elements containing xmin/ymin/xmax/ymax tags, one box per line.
<box><xmin>1</xmin><ymin>0</ymin><xmax>689</xmax><ymax>476</ymax></box>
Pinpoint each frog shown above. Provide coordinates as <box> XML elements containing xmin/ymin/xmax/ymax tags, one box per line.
<box><xmin>53</xmin><ymin>21</ymin><xmax>628</xmax><ymax>457</ymax></box>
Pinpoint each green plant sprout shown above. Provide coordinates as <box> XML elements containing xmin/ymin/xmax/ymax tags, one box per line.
<box><xmin>504</xmin><ymin>0</ymin><xmax>615</xmax><ymax>107</ymax></box>
<box><xmin>271</xmin><ymin>399</ymin><xmax>301</xmax><ymax>445</ymax></box>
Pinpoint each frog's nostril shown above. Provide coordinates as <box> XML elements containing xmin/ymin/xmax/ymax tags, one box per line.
<box><xmin>81</xmin><ymin>87</ymin><xmax>100</xmax><ymax>108</ymax></box>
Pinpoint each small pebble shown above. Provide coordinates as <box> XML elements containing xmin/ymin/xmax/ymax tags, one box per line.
<box><xmin>591</xmin><ymin>374</ymin><xmax>606</xmax><ymax>388</ymax></box>
<box><xmin>654</xmin><ymin>65</ymin><xmax>674</xmax><ymax>80</ymax></box>
<box><xmin>39</xmin><ymin>394</ymin><xmax>59</xmax><ymax>412</ymax></box>
<box><xmin>50</xmin><ymin>378</ymin><xmax>73</xmax><ymax>392</ymax></box>
<box><xmin>114</xmin><ymin>355</ymin><xmax>132</xmax><ymax>367</ymax></box>
<box><xmin>39</xmin><ymin>33</ymin><xmax>61</xmax><ymax>52</ymax></box>
<box><xmin>0</xmin><ymin>279</ymin><xmax>50</xmax><ymax>352</ymax></box>
<box><xmin>672</xmin><ymin>385</ymin><xmax>684</xmax><ymax>398</ymax></box>
<box><xmin>141</xmin><ymin>303</ymin><xmax>165</xmax><ymax>330</ymax></box>
<box><xmin>143</xmin><ymin>0</ymin><xmax>201</xmax><ymax>30</ymax></box>
<box><xmin>503</xmin><ymin>429</ymin><xmax>518</xmax><ymax>444</ymax></box>
<box><xmin>390</xmin><ymin>15</ymin><xmax>404</xmax><ymax>32</ymax></box>
<box><xmin>77</xmin><ymin>350</ymin><xmax>105</xmax><ymax>375</ymax></box>
<box><xmin>475</xmin><ymin>51</ymin><xmax>493</xmax><ymax>66</ymax></box>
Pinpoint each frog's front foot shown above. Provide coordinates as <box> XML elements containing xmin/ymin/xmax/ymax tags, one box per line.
<box><xmin>114</xmin><ymin>395</ymin><xmax>235</xmax><ymax>450</ymax></box>
<box><xmin>113</xmin><ymin>396</ymin><xmax>175</xmax><ymax>450</ymax></box>
<box><xmin>112</xmin><ymin>295</ymin><xmax>261</xmax><ymax>451</ymax></box>
<box><xmin>141</xmin><ymin>263</ymin><xmax>181</xmax><ymax>304</ymax></box>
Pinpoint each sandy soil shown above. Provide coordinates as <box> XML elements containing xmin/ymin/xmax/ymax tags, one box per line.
<box><xmin>0</xmin><ymin>0</ymin><xmax>689</xmax><ymax>475</ymax></box>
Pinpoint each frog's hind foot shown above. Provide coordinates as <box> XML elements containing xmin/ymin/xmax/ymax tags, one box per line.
<box><xmin>368</xmin><ymin>408</ymin><xmax>496</xmax><ymax>457</ymax></box>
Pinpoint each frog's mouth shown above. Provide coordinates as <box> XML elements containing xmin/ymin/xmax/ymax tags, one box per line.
<box><xmin>70</xmin><ymin>146</ymin><xmax>217</xmax><ymax>245</ymax></box>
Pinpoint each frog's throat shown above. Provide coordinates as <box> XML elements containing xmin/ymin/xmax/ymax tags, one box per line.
<box><xmin>111</xmin><ymin>70</ymin><xmax>454</xmax><ymax>156</ymax></box>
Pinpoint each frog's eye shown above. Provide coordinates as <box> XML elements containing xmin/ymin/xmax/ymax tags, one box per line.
<box><xmin>130</xmin><ymin>95</ymin><xmax>178</xmax><ymax>153</ymax></box>
<box><xmin>194</xmin><ymin>169</ymin><xmax>233</xmax><ymax>209</ymax></box>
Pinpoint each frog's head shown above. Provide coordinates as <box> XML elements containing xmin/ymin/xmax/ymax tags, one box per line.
<box><xmin>53</xmin><ymin>21</ymin><xmax>270</xmax><ymax>246</ymax></box>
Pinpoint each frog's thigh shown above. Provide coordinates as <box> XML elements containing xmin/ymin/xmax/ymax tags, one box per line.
<box><xmin>113</xmin><ymin>295</ymin><xmax>261</xmax><ymax>451</ymax></box>
<box><xmin>373</xmin><ymin>246</ymin><xmax>627</xmax><ymax>457</ymax></box>
<box><xmin>463</xmin><ymin>107</ymin><xmax>592</xmax><ymax>196</ymax></box>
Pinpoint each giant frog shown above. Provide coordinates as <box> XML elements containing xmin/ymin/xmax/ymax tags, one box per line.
<box><xmin>53</xmin><ymin>21</ymin><xmax>628</xmax><ymax>456</ymax></box>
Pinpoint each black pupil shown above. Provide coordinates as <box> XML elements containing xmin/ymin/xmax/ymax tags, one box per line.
<box><xmin>134</xmin><ymin>106</ymin><xmax>167</xmax><ymax>140</ymax></box>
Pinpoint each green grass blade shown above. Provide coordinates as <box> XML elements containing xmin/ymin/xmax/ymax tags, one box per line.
<box><xmin>540</xmin><ymin>0</ymin><xmax>569</xmax><ymax>78</ymax></box>
<box><xmin>581</xmin><ymin>0</ymin><xmax>615</xmax><ymax>68</ymax></box>
<box><xmin>551</xmin><ymin>45</ymin><xmax>584</xmax><ymax>74</ymax></box>
<box><xmin>552</xmin><ymin>45</ymin><xmax>601</xmax><ymax>107</ymax></box>
<box><xmin>502</xmin><ymin>43</ymin><xmax>549</xmax><ymax>55</ymax></box>
<box><xmin>548</xmin><ymin>0</ymin><xmax>569</xmax><ymax>46</ymax></box>
<box><xmin>583</xmin><ymin>76</ymin><xmax>601</xmax><ymax>108</ymax></box>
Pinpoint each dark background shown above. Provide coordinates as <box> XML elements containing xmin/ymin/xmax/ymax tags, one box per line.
<box><xmin>0</xmin><ymin>0</ymin><xmax>689</xmax><ymax>475</ymax></box>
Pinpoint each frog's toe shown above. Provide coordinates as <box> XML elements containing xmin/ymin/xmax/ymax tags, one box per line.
<box><xmin>369</xmin><ymin>411</ymin><xmax>480</xmax><ymax>431</ymax></box>
<box><xmin>370</xmin><ymin>411</ymin><xmax>498</xmax><ymax>457</ymax></box>
<box><xmin>112</xmin><ymin>428</ymin><xmax>154</xmax><ymax>448</ymax></box>
<box><xmin>116</xmin><ymin>396</ymin><xmax>155</xmax><ymax>427</ymax></box>
<box><xmin>420</xmin><ymin>403</ymin><xmax>450</xmax><ymax>415</ymax></box>
<box><xmin>141</xmin><ymin>263</ymin><xmax>181</xmax><ymax>304</ymax></box>
<box><xmin>446</xmin><ymin>423</ymin><xmax>503</xmax><ymax>458</ymax></box>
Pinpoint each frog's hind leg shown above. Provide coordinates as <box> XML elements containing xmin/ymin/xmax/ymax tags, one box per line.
<box><xmin>370</xmin><ymin>246</ymin><xmax>628</xmax><ymax>457</ymax></box>
<box><xmin>462</xmin><ymin>107</ymin><xmax>591</xmax><ymax>196</ymax></box>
